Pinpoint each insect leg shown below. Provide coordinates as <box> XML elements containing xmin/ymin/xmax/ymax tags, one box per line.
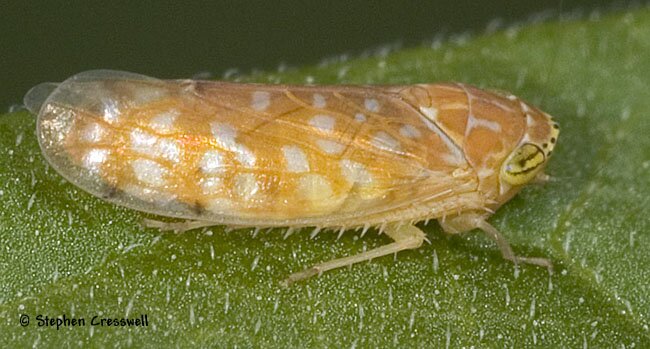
<box><xmin>440</xmin><ymin>214</ymin><xmax>552</xmax><ymax>269</ymax></box>
<box><xmin>142</xmin><ymin>218</ymin><xmax>216</xmax><ymax>233</ymax></box>
<box><xmin>282</xmin><ymin>223</ymin><xmax>426</xmax><ymax>286</ymax></box>
<box><xmin>476</xmin><ymin>220</ymin><xmax>552</xmax><ymax>269</ymax></box>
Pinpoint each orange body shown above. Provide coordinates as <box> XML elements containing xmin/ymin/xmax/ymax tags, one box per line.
<box><xmin>28</xmin><ymin>70</ymin><xmax>557</xmax><ymax>229</ymax></box>
<box><xmin>26</xmin><ymin>70</ymin><xmax>560</xmax><ymax>282</ymax></box>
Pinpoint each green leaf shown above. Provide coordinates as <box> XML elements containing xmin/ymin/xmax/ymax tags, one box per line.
<box><xmin>2</xmin><ymin>8</ymin><xmax>649</xmax><ymax>347</ymax></box>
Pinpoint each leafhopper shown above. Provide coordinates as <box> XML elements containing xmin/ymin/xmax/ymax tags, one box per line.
<box><xmin>25</xmin><ymin>70</ymin><xmax>559</xmax><ymax>284</ymax></box>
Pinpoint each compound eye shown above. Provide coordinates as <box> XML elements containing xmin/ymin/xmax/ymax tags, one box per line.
<box><xmin>501</xmin><ymin>143</ymin><xmax>546</xmax><ymax>186</ymax></box>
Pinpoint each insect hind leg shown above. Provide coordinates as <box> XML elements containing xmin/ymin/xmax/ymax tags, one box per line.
<box><xmin>282</xmin><ymin>223</ymin><xmax>426</xmax><ymax>286</ymax></box>
<box><xmin>142</xmin><ymin>218</ymin><xmax>216</xmax><ymax>233</ymax></box>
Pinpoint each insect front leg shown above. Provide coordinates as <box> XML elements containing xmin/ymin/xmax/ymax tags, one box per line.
<box><xmin>439</xmin><ymin>213</ymin><xmax>552</xmax><ymax>269</ymax></box>
<box><xmin>282</xmin><ymin>223</ymin><xmax>426</xmax><ymax>286</ymax></box>
<box><xmin>142</xmin><ymin>218</ymin><xmax>216</xmax><ymax>233</ymax></box>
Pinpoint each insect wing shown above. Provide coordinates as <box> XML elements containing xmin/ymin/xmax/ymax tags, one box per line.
<box><xmin>185</xmin><ymin>81</ymin><xmax>475</xmax><ymax>223</ymax></box>
<box><xmin>34</xmin><ymin>70</ymin><xmax>475</xmax><ymax>226</ymax></box>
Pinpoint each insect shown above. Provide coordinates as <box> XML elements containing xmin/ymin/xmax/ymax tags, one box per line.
<box><xmin>25</xmin><ymin>70</ymin><xmax>559</xmax><ymax>285</ymax></box>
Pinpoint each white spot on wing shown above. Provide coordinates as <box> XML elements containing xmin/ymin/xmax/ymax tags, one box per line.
<box><xmin>371</xmin><ymin>131</ymin><xmax>401</xmax><ymax>152</ymax></box>
<box><xmin>156</xmin><ymin>139</ymin><xmax>181</xmax><ymax>162</ymax></box>
<box><xmin>131</xmin><ymin>159</ymin><xmax>167</xmax><ymax>186</ymax></box>
<box><xmin>309</xmin><ymin>114</ymin><xmax>335</xmax><ymax>132</ymax></box>
<box><xmin>234</xmin><ymin>173</ymin><xmax>259</xmax><ymax>200</ymax></box>
<box><xmin>210</xmin><ymin>122</ymin><xmax>256</xmax><ymax>167</ymax></box>
<box><xmin>282</xmin><ymin>145</ymin><xmax>310</xmax><ymax>173</ymax></box>
<box><xmin>235</xmin><ymin>145</ymin><xmax>256</xmax><ymax>167</ymax></box>
<box><xmin>200</xmin><ymin>177</ymin><xmax>223</xmax><ymax>195</ymax></box>
<box><xmin>316</xmin><ymin>139</ymin><xmax>345</xmax><ymax>154</ymax></box>
<box><xmin>313</xmin><ymin>94</ymin><xmax>326</xmax><ymax>108</ymax></box>
<box><xmin>82</xmin><ymin>123</ymin><xmax>105</xmax><ymax>142</ymax></box>
<box><xmin>200</xmin><ymin>150</ymin><xmax>225</xmax><ymax>174</ymax></box>
<box><xmin>210</xmin><ymin>122</ymin><xmax>238</xmax><ymax>149</ymax></box>
<box><xmin>251</xmin><ymin>91</ymin><xmax>270</xmax><ymax>111</ymax></box>
<box><xmin>131</xmin><ymin>129</ymin><xmax>157</xmax><ymax>152</ymax></box>
<box><xmin>150</xmin><ymin>110</ymin><xmax>179</xmax><ymax>134</ymax></box>
<box><xmin>399</xmin><ymin>124</ymin><xmax>421</xmax><ymax>138</ymax></box>
<box><xmin>355</xmin><ymin>113</ymin><xmax>367</xmax><ymax>122</ymax></box>
<box><xmin>130</xmin><ymin>129</ymin><xmax>180</xmax><ymax>162</ymax></box>
<box><xmin>364</xmin><ymin>98</ymin><xmax>380</xmax><ymax>112</ymax></box>
<box><xmin>83</xmin><ymin>149</ymin><xmax>108</xmax><ymax>171</ymax></box>
<box><xmin>102</xmin><ymin>99</ymin><xmax>120</xmax><ymax>123</ymax></box>
<box><xmin>297</xmin><ymin>174</ymin><xmax>333</xmax><ymax>202</ymax></box>
<box><xmin>340</xmin><ymin>160</ymin><xmax>372</xmax><ymax>184</ymax></box>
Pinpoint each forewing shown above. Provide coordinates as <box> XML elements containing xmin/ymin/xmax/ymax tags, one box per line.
<box><xmin>186</xmin><ymin>81</ymin><xmax>473</xmax><ymax>221</ymax></box>
<box><xmin>36</xmin><ymin>70</ymin><xmax>473</xmax><ymax>226</ymax></box>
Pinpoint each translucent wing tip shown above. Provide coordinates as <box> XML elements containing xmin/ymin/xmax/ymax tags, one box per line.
<box><xmin>23</xmin><ymin>70</ymin><xmax>160</xmax><ymax>115</ymax></box>
<box><xmin>24</xmin><ymin>82</ymin><xmax>59</xmax><ymax>114</ymax></box>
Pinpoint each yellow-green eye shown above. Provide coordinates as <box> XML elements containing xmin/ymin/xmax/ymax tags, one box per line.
<box><xmin>501</xmin><ymin>143</ymin><xmax>546</xmax><ymax>186</ymax></box>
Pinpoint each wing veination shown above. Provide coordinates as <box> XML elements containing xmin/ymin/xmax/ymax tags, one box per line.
<box><xmin>36</xmin><ymin>72</ymin><xmax>475</xmax><ymax>226</ymax></box>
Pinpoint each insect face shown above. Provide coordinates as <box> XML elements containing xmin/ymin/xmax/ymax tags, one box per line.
<box><xmin>500</xmin><ymin>104</ymin><xmax>560</xmax><ymax>188</ymax></box>
<box><xmin>501</xmin><ymin>143</ymin><xmax>546</xmax><ymax>186</ymax></box>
